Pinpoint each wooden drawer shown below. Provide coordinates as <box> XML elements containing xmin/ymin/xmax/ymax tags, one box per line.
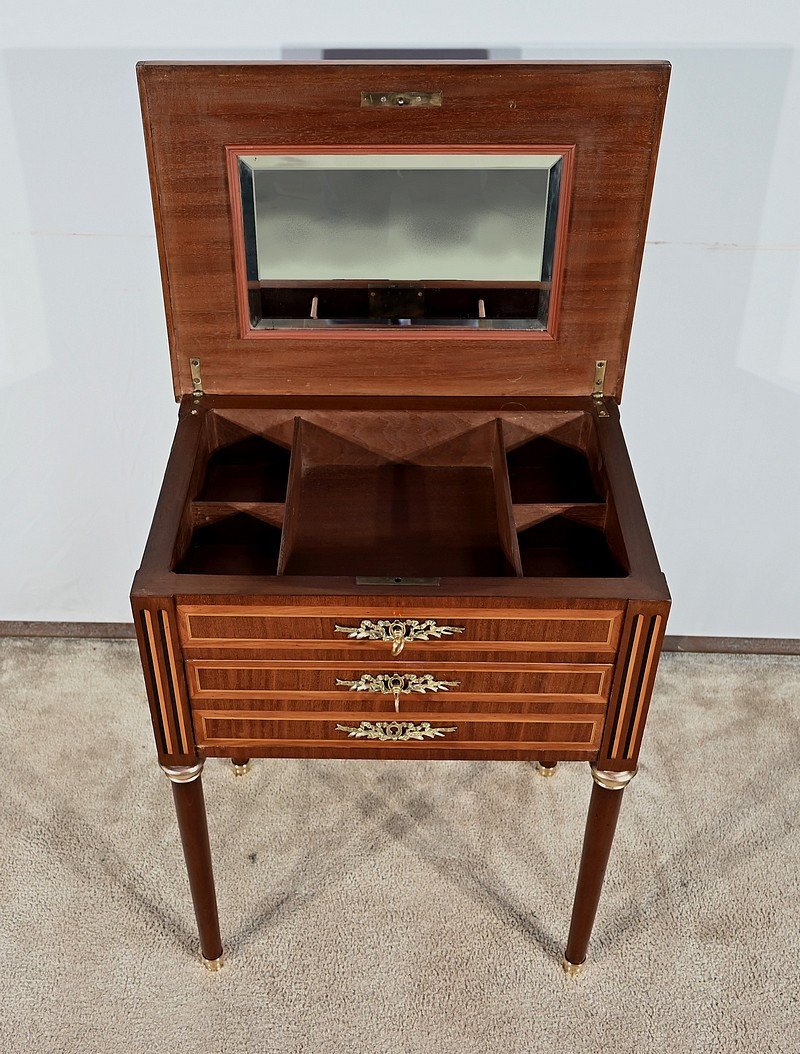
<box><xmin>185</xmin><ymin>659</ymin><xmax>613</xmax><ymax>703</ymax></box>
<box><xmin>193</xmin><ymin>711</ymin><xmax>603</xmax><ymax>753</ymax></box>
<box><xmin>177</xmin><ymin>605</ymin><xmax>623</xmax><ymax>654</ymax></box>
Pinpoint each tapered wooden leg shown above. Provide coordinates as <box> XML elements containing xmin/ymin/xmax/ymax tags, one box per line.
<box><xmin>161</xmin><ymin>762</ymin><xmax>224</xmax><ymax>970</ymax></box>
<box><xmin>563</xmin><ymin>765</ymin><xmax>637</xmax><ymax>975</ymax></box>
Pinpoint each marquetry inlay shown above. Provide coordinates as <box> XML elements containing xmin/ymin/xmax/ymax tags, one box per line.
<box><xmin>605</xmin><ymin>612</ymin><xmax>664</xmax><ymax>762</ymax></box>
<box><xmin>192</xmin><ymin>710</ymin><xmax>602</xmax><ymax>752</ymax></box>
<box><xmin>177</xmin><ymin>605</ymin><xmax>624</xmax><ymax>652</ymax></box>
<box><xmin>138</xmin><ymin>606</ymin><xmax>193</xmax><ymax>758</ymax></box>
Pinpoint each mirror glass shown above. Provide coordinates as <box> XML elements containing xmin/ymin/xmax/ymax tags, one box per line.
<box><xmin>237</xmin><ymin>151</ymin><xmax>565</xmax><ymax>330</ymax></box>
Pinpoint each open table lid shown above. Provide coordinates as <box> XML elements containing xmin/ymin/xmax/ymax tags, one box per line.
<box><xmin>138</xmin><ymin>60</ymin><xmax>669</xmax><ymax>401</ymax></box>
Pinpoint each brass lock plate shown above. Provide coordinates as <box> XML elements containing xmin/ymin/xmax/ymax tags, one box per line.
<box><xmin>361</xmin><ymin>91</ymin><xmax>443</xmax><ymax>108</ymax></box>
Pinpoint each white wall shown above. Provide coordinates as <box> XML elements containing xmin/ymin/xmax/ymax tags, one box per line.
<box><xmin>1</xmin><ymin>3</ymin><xmax>799</xmax><ymax>636</ymax></box>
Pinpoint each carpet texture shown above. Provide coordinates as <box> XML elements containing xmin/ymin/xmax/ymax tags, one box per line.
<box><xmin>0</xmin><ymin>638</ymin><xmax>798</xmax><ymax>1053</ymax></box>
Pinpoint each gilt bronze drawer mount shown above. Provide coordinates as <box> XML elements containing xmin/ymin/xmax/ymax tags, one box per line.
<box><xmin>334</xmin><ymin>619</ymin><xmax>465</xmax><ymax>656</ymax></box>
<box><xmin>335</xmin><ymin>671</ymin><xmax>459</xmax><ymax>712</ymax></box>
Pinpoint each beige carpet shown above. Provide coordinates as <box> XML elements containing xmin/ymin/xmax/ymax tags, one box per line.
<box><xmin>0</xmin><ymin>639</ymin><xmax>798</xmax><ymax>1053</ymax></box>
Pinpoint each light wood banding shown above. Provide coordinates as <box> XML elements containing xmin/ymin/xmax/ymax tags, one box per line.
<box><xmin>610</xmin><ymin>613</ymin><xmax>645</xmax><ymax>758</ymax></box>
<box><xmin>599</xmin><ymin>606</ymin><xmax>668</xmax><ymax>767</ymax></box>
<box><xmin>184</xmin><ymin>659</ymin><xmax>612</xmax><ymax>702</ymax></box>
<box><xmin>160</xmin><ymin>611</ymin><xmax>191</xmax><ymax>754</ymax></box>
<box><xmin>625</xmin><ymin>613</ymin><xmax>664</xmax><ymax>759</ymax></box>
<box><xmin>142</xmin><ymin>609</ymin><xmax>176</xmax><ymax>755</ymax></box>
<box><xmin>187</xmin><ymin>696</ymin><xmax>605</xmax><ymax>719</ymax></box>
<box><xmin>193</xmin><ymin>712</ymin><xmax>602</xmax><ymax>752</ymax></box>
<box><xmin>177</xmin><ymin>605</ymin><xmax>623</xmax><ymax>653</ymax></box>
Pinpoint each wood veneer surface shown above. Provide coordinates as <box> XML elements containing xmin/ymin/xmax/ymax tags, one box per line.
<box><xmin>282</xmin><ymin>464</ymin><xmax>509</xmax><ymax>577</ymax></box>
<box><xmin>177</xmin><ymin>607</ymin><xmax>623</xmax><ymax>650</ymax></box>
<box><xmin>137</xmin><ymin>62</ymin><xmax>669</xmax><ymax>399</ymax></box>
<box><xmin>171</xmin><ymin>405</ymin><xmax>630</xmax><ymax>581</ymax></box>
<box><xmin>184</xmin><ymin>661</ymin><xmax>611</xmax><ymax>700</ymax></box>
<box><xmin>194</xmin><ymin>714</ymin><xmax>602</xmax><ymax>750</ymax></box>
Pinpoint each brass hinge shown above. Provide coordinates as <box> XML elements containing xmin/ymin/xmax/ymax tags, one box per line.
<box><xmin>592</xmin><ymin>359</ymin><xmax>609</xmax><ymax>418</ymax></box>
<box><xmin>189</xmin><ymin>357</ymin><xmax>203</xmax><ymax>398</ymax></box>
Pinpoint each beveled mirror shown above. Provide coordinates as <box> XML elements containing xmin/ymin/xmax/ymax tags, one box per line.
<box><xmin>231</xmin><ymin>149</ymin><xmax>571</xmax><ymax>331</ymax></box>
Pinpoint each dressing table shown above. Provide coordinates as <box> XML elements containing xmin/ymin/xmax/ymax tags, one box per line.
<box><xmin>131</xmin><ymin>59</ymin><xmax>671</xmax><ymax>975</ymax></box>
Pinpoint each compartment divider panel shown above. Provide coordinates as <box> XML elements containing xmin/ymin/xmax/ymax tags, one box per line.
<box><xmin>493</xmin><ymin>420</ymin><xmax>524</xmax><ymax>575</ymax></box>
<box><xmin>276</xmin><ymin>416</ymin><xmax>304</xmax><ymax>574</ymax></box>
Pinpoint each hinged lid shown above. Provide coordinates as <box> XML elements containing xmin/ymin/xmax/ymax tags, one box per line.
<box><xmin>137</xmin><ymin>60</ymin><xmax>669</xmax><ymax>400</ymax></box>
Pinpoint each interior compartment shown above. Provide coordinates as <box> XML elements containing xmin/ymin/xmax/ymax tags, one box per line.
<box><xmin>282</xmin><ymin>463</ymin><xmax>511</xmax><ymax>577</ymax></box>
<box><xmin>172</xmin><ymin>408</ymin><xmax>629</xmax><ymax>579</ymax></box>
<box><xmin>279</xmin><ymin>419</ymin><xmax>519</xmax><ymax>578</ymax></box>
<box><xmin>175</xmin><ymin>513</ymin><xmax>282</xmax><ymax>575</ymax></box>
<box><xmin>506</xmin><ymin>433</ymin><xmax>602</xmax><ymax>504</ymax></box>
<box><xmin>517</xmin><ymin>515</ymin><xmax>626</xmax><ymax>577</ymax></box>
<box><xmin>197</xmin><ymin>434</ymin><xmax>290</xmax><ymax>502</ymax></box>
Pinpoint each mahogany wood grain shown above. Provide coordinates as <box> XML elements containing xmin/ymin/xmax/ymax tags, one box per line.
<box><xmin>513</xmin><ymin>504</ymin><xmax>606</xmax><ymax>532</ymax></box>
<box><xmin>565</xmin><ymin>780</ymin><xmax>627</xmax><ymax>967</ymax></box>
<box><xmin>276</xmin><ymin>416</ymin><xmax>303</xmax><ymax>575</ymax></box>
<box><xmin>270</xmin><ymin>417</ymin><xmax>522</xmax><ymax>579</ymax></box>
<box><xmin>597</xmin><ymin>600</ymin><xmax>669</xmax><ymax>768</ymax></box>
<box><xmin>171</xmin><ymin>775</ymin><xmax>223</xmax><ymax>962</ymax></box>
<box><xmin>132</xmin><ymin>597</ymin><xmax>195</xmax><ymax>764</ymax></box>
<box><xmin>188</xmin><ymin>696</ymin><xmax>606</xmax><ymax>719</ymax></box>
<box><xmin>211</xmin><ymin>406</ymin><xmax>591</xmax><ymax>461</ymax></box>
<box><xmin>593</xmin><ymin>403</ymin><xmax>666</xmax><ymax>581</ymax></box>
<box><xmin>148</xmin><ymin>574</ymin><xmax>663</xmax><ymax>602</ymax></box>
<box><xmin>190</xmin><ymin>502</ymin><xmax>286</xmax><ymax>530</ymax></box>
<box><xmin>176</xmin><ymin>604</ymin><xmax>623</xmax><ymax>651</ymax></box>
<box><xmin>130</xmin><ymin>60</ymin><xmax>672</xmax><ymax>970</ymax></box>
<box><xmin>137</xmin><ymin>62</ymin><xmax>669</xmax><ymax>400</ymax></box>
<box><xmin>132</xmin><ymin>398</ymin><xmax>669</xmax><ymax>602</ymax></box>
<box><xmin>184</xmin><ymin>659</ymin><xmax>612</xmax><ymax>701</ymax></box>
<box><xmin>193</xmin><ymin>713</ymin><xmax>602</xmax><ymax>753</ymax></box>
<box><xmin>199</xmin><ymin>743</ymin><xmax>600</xmax><ymax>763</ymax></box>
<box><xmin>493</xmin><ymin>420</ymin><xmax>524</xmax><ymax>575</ymax></box>
<box><xmin>180</xmin><ymin>645</ymin><xmax>618</xmax><ymax>665</ymax></box>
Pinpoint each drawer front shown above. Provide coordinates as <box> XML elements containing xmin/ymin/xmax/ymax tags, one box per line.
<box><xmin>178</xmin><ymin>605</ymin><xmax>623</xmax><ymax>654</ymax></box>
<box><xmin>193</xmin><ymin>712</ymin><xmax>603</xmax><ymax>753</ymax></box>
<box><xmin>185</xmin><ymin>659</ymin><xmax>613</xmax><ymax>703</ymax></box>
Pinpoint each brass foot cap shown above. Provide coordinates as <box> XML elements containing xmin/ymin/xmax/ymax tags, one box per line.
<box><xmin>202</xmin><ymin>953</ymin><xmax>225</xmax><ymax>972</ymax></box>
<box><xmin>231</xmin><ymin>760</ymin><xmax>253</xmax><ymax>777</ymax></box>
<box><xmin>562</xmin><ymin>956</ymin><xmax>585</xmax><ymax>978</ymax></box>
<box><xmin>536</xmin><ymin>762</ymin><xmax>558</xmax><ymax>777</ymax></box>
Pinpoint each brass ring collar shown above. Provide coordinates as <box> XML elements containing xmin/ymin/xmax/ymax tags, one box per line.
<box><xmin>590</xmin><ymin>765</ymin><xmax>637</xmax><ymax>791</ymax></box>
<box><xmin>161</xmin><ymin>761</ymin><xmax>204</xmax><ymax>784</ymax></box>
